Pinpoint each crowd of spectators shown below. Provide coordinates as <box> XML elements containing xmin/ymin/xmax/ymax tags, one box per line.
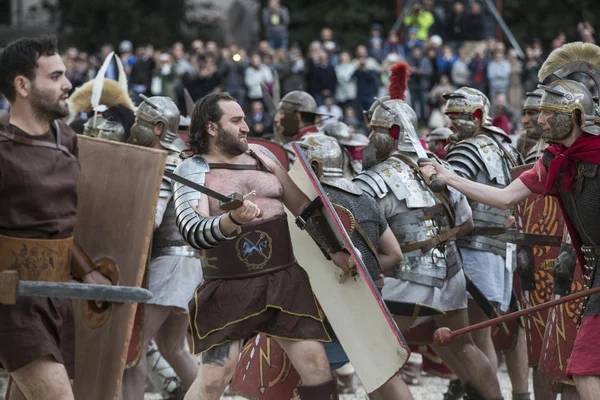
<box><xmin>0</xmin><ymin>0</ymin><xmax>597</xmax><ymax>142</ymax></box>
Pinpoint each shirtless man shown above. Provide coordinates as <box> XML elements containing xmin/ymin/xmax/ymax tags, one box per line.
<box><xmin>172</xmin><ymin>93</ymin><xmax>344</xmax><ymax>400</ymax></box>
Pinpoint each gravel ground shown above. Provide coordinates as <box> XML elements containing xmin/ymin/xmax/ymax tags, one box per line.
<box><xmin>0</xmin><ymin>360</ymin><xmax>531</xmax><ymax>400</ymax></box>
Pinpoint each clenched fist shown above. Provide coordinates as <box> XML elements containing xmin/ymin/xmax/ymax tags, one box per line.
<box><xmin>419</xmin><ymin>160</ymin><xmax>453</xmax><ymax>183</ymax></box>
<box><xmin>229</xmin><ymin>200</ymin><xmax>262</xmax><ymax>225</ymax></box>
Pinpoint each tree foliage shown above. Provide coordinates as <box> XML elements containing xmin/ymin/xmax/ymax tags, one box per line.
<box><xmin>58</xmin><ymin>0</ymin><xmax>185</xmax><ymax>51</ymax></box>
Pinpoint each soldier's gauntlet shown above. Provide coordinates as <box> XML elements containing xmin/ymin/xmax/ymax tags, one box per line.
<box><xmin>296</xmin><ymin>197</ymin><xmax>344</xmax><ymax>258</ymax></box>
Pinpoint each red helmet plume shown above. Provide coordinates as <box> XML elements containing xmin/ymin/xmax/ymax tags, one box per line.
<box><xmin>389</xmin><ymin>62</ymin><xmax>409</xmax><ymax>101</ymax></box>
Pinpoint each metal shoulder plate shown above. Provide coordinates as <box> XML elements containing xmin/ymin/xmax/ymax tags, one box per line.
<box><xmin>447</xmin><ymin>135</ymin><xmax>509</xmax><ymax>185</ymax></box>
<box><xmin>171</xmin><ymin>156</ymin><xmax>211</xmax><ymax>247</ymax></box>
<box><xmin>160</xmin><ymin>153</ymin><xmax>182</xmax><ymax>199</ymax></box>
<box><xmin>354</xmin><ymin>158</ymin><xmax>436</xmax><ymax>208</ymax></box>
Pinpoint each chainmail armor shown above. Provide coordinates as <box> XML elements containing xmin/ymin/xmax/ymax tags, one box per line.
<box><xmin>324</xmin><ymin>185</ymin><xmax>386</xmax><ymax>281</ymax></box>
<box><xmin>543</xmin><ymin>153</ymin><xmax>600</xmax><ymax>315</ymax></box>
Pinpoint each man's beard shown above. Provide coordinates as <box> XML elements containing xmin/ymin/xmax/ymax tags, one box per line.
<box><xmin>216</xmin><ymin>124</ymin><xmax>248</xmax><ymax>156</ymax></box>
<box><xmin>541</xmin><ymin>112</ymin><xmax>572</xmax><ymax>143</ymax></box>
<box><xmin>30</xmin><ymin>83</ymin><xmax>69</xmax><ymax>122</ymax></box>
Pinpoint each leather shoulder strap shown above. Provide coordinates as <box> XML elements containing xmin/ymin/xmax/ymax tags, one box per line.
<box><xmin>391</xmin><ymin>153</ymin><xmax>457</xmax><ymax>226</ymax></box>
<box><xmin>0</xmin><ymin>126</ymin><xmax>71</xmax><ymax>155</ymax></box>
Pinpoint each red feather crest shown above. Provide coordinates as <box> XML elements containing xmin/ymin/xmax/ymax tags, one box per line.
<box><xmin>389</xmin><ymin>62</ymin><xmax>409</xmax><ymax>101</ymax></box>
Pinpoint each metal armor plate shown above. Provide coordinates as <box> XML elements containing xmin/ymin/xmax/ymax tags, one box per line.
<box><xmin>248</xmin><ymin>138</ymin><xmax>290</xmax><ymax>171</ymax></box>
<box><xmin>72</xmin><ymin>137</ymin><xmax>165</xmax><ymax>400</ymax></box>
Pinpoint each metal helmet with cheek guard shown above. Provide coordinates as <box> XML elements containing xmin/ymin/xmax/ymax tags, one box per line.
<box><xmin>443</xmin><ymin>87</ymin><xmax>508</xmax><ymax>141</ymax></box>
<box><xmin>522</xmin><ymin>89</ymin><xmax>545</xmax><ymax>140</ymax></box>
<box><xmin>537</xmin><ymin>42</ymin><xmax>600</xmax><ymax>136</ymax></box>
<box><xmin>129</xmin><ymin>95</ymin><xmax>186</xmax><ymax>152</ymax></box>
<box><xmin>538</xmin><ymin>79</ymin><xmax>599</xmax><ymax>137</ymax></box>
<box><xmin>299</xmin><ymin>134</ymin><xmax>362</xmax><ymax>194</ymax></box>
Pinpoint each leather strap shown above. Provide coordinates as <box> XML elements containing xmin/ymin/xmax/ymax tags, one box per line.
<box><xmin>0</xmin><ymin>121</ymin><xmax>71</xmax><ymax>156</ymax></box>
<box><xmin>209</xmin><ymin>150</ymin><xmax>273</xmax><ymax>173</ymax></box>
<box><xmin>391</xmin><ymin>153</ymin><xmax>457</xmax><ymax>226</ymax></box>
<box><xmin>353</xmin><ymin>221</ymin><xmax>384</xmax><ymax>276</ymax></box>
<box><xmin>401</xmin><ymin>226</ymin><xmax>460</xmax><ymax>254</ymax></box>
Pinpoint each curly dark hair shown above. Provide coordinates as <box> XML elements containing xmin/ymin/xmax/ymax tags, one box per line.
<box><xmin>188</xmin><ymin>92</ymin><xmax>237</xmax><ymax>155</ymax></box>
<box><xmin>0</xmin><ymin>35</ymin><xmax>59</xmax><ymax>102</ymax></box>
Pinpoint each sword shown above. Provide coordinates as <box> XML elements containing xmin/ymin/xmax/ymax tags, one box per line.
<box><xmin>165</xmin><ymin>170</ymin><xmax>244</xmax><ymax>212</ymax></box>
<box><xmin>385</xmin><ymin>300</ymin><xmax>445</xmax><ymax>317</ymax></box>
<box><xmin>183</xmin><ymin>88</ymin><xmax>195</xmax><ymax>118</ymax></box>
<box><xmin>464</xmin><ymin>272</ymin><xmax>510</xmax><ymax>334</ymax></box>
<box><xmin>260</xmin><ymin>82</ymin><xmax>285</xmax><ymax>145</ymax></box>
<box><xmin>468</xmin><ymin>228</ymin><xmax>563</xmax><ymax>247</ymax></box>
<box><xmin>0</xmin><ymin>271</ymin><xmax>152</xmax><ymax>305</ymax></box>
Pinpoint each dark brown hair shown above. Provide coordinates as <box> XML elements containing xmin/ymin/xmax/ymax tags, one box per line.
<box><xmin>188</xmin><ymin>92</ymin><xmax>237</xmax><ymax>155</ymax></box>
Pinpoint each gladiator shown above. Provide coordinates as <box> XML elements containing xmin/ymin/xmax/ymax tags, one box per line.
<box><xmin>420</xmin><ymin>42</ymin><xmax>600</xmax><ymax>400</ymax></box>
<box><xmin>0</xmin><ymin>36</ymin><xmax>111</xmax><ymax>399</ymax></box>
<box><xmin>172</xmin><ymin>92</ymin><xmax>348</xmax><ymax>400</ymax></box>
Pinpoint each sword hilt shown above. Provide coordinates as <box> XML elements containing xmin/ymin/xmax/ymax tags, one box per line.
<box><xmin>219</xmin><ymin>193</ymin><xmax>263</xmax><ymax>218</ymax></box>
<box><xmin>418</xmin><ymin>158</ymin><xmax>445</xmax><ymax>193</ymax></box>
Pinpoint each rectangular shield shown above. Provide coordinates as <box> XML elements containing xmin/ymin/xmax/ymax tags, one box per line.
<box><xmin>511</xmin><ymin>164</ymin><xmax>570</xmax><ymax>367</ymax></box>
<box><xmin>285</xmin><ymin>142</ymin><xmax>409</xmax><ymax>393</ymax></box>
<box><xmin>72</xmin><ymin>136</ymin><xmax>166</xmax><ymax>400</ymax></box>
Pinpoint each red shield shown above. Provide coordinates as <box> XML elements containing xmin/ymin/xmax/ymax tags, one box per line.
<box><xmin>511</xmin><ymin>164</ymin><xmax>567</xmax><ymax>366</ymax></box>
<box><xmin>538</xmin><ymin>233</ymin><xmax>584</xmax><ymax>381</ymax></box>
<box><xmin>230</xmin><ymin>335</ymin><xmax>301</xmax><ymax>399</ymax></box>
<box><xmin>248</xmin><ymin>138</ymin><xmax>290</xmax><ymax>170</ymax></box>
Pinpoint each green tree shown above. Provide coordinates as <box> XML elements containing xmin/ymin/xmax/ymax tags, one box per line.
<box><xmin>58</xmin><ymin>0</ymin><xmax>185</xmax><ymax>51</ymax></box>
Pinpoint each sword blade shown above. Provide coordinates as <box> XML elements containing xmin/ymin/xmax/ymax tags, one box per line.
<box><xmin>385</xmin><ymin>299</ymin><xmax>444</xmax><ymax>317</ymax></box>
<box><xmin>405</xmin><ymin>129</ymin><xmax>428</xmax><ymax>160</ymax></box>
<box><xmin>18</xmin><ymin>281</ymin><xmax>152</xmax><ymax>303</ymax></box>
<box><xmin>165</xmin><ymin>170</ymin><xmax>233</xmax><ymax>203</ymax></box>
<box><xmin>494</xmin><ymin>232</ymin><xmax>563</xmax><ymax>247</ymax></box>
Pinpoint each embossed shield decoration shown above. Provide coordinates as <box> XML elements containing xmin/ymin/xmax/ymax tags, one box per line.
<box><xmin>511</xmin><ymin>164</ymin><xmax>568</xmax><ymax>367</ymax></box>
<box><xmin>72</xmin><ymin>136</ymin><xmax>166</xmax><ymax>400</ymax></box>
<box><xmin>230</xmin><ymin>334</ymin><xmax>301</xmax><ymax>399</ymax></box>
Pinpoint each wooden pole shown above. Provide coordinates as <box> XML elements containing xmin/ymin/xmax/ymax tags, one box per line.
<box><xmin>496</xmin><ymin>0</ymin><xmax>503</xmax><ymax>41</ymax></box>
<box><xmin>434</xmin><ymin>284</ymin><xmax>600</xmax><ymax>347</ymax></box>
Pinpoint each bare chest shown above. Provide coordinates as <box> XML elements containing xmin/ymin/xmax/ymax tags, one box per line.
<box><xmin>205</xmin><ymin>169</ymin><xmax>284</xmax><ymax>216</ymax></box>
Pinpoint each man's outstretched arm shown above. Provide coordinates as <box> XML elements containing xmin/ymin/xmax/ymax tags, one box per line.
<box><xmin>420</xmin><ymin>161</ymin><xmax>534</xmax><ymax>210</ymax></box>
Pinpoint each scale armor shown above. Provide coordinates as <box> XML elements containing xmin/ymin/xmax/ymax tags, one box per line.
<box><xmin>355</xmin><ymin>155</ymin><xmax>462</xmax><ymax>288</ymax></box>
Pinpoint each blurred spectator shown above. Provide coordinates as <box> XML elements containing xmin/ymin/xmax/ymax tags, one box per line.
<box><xmin>334</xmin><ymin>51</ymin><xmax>357</xmax><ymax>110</ymax></box>
<box><xmin>383</xmin><ymin>31</ymin><xmax>405</xmax><ymax>59</ymax></box>
<box><xmin>469</xmin><ymin>50</ymin><xmax>487</xmax><ymax>93</ymax></box>
<box><xmin>447</xmin><ymin>1</ymin><xmax>467</xmax><ymax>52</ymax></box>
<box><xmin>320</xmin><ymin>27</ymin><xmax>340</xmax><ymax>66</ymax></box>
<box><xmin>245</xmin><ymin>101</ymin><xmax>272</xmax><ymax>137</ymax></box>
<box><xmin>425</xmin><ymin>46</ymin><xmax>441</xmax><ymax>88</ymax></box>
<box><xmin>521</xmin><ymin>46</ymin><xmax>541</xmax><ymax>94</ymax></box>
<box><xmin>279</xmin><ymin>47</ymin><xmax>307</xmax><ymax>95</ymax></box>
<box><xmin>408</xmin><ymin>46</ymin><xmax>433</xmax><ymax>123</ymax></box>
<box><xmin>507</xmin><ymin>49</ymin><xmax>523</xmax><ymax>111</ymax></box>
<box><xmin>151</xmin><ymin>52</ymin><xmax>176</xmax><ymax>99</ymax></box>
<box><xmin>262</xmin><ymin>0</ymin><xmax>290</xmax><ymax>50</ymax></box>
<box><xmin>369</xmin><ymin>40</ymin><xmax>385</xmax><ymax>64</ymax></box>
<box><xmin>220</xmin><ymin>47</ymin><xmax>246</xmax><ymax>107</ymax></box>
<box><xmin>403</xmin><ymin>1</ymin><xmax>434</xmax><ymax>42</ymax></box>
<box><xmin>463</xmin><ymin>2</ymin><xmax>486</xmax><ymax>58</ymax></box>
<box><xmin>118</xmin><ymin>40</ymin><xmax>136</xmax><ymax>76</ymax></box>
<box><xmin>186</xmin><ymin>52</ymin><xmax>222</xmax><ymax>100</ymax></box>
<box><xmin>427</xmin><ymin>75</ymin><xmax>454</xmax><ymax>129</ymax></box>
<box><xmin>307</xmin><ymin>50</ymin><xmax>337</xmax><ymax>106</ymax></box>
<box><xmin>343</xmin><ymin>105</ymin><xmax>364</xmax><ymax>134</ymax></box>
<box><xmin>487</xmin><ymin>50</ymin><xmax>511</xmax><ymax>103</ymax></box>
<box><xmin>437</xmin><ymin>45</ymin><xmax>456</xmax><ymax>79</ymax></box>
<box><xmin>492</xmin><ymin>93</ymin><xmax>517</xmax><ymax>133</ymax></box>
<box><xmin>352</xmin><ymin>53</ymin><xmax>379</xmax><ymax>114</ymax></box>
<box><xmin>404</xmin><ymin>28</ymin><xmax>424</xmax><ymax>62</ymax></box>
<box><xmin>451</xmin><ymin>47</ymin><xmax>470</xmax><ymax>86</ymax></box>
<box><xmin>317</xmin><ymin>96</ymin><xmax>343</xmax><ymax>125</ymax></box>
<box><xmin>423</xmin><ymin>0</ymin><xmax>446</xmax><ymax>38</ymax></box>
<box><xmin>367</xmin><ymin>23</ymin><xmax>384</xmax><ymax>54</ymax></box>
<box><xmin>244</xmin><ymin>53</ymin><xmax>274</xmax><ymax>105</ymax></box>
<box><xmin>130</xmin><ymin>45</ymin><xmax>156</xmax><ymax>105</ymax></box>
